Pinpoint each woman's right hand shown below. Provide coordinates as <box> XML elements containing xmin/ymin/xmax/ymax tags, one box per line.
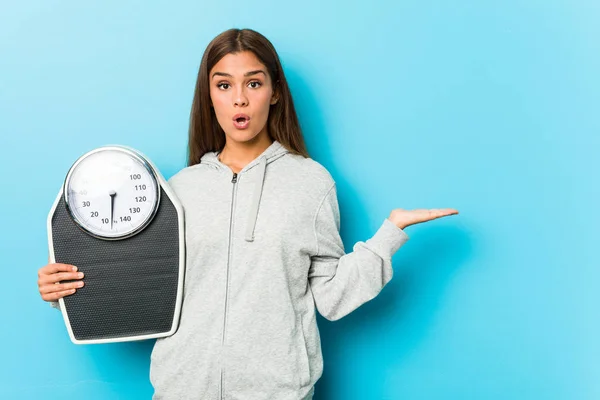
<box><xmin>38</xmin><ymin>263</ymin><xmax>85</xmax><ymax>302</ymax></box>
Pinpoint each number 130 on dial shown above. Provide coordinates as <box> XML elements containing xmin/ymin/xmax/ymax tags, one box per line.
<box><xmin>64</xmin><ymin>146</ymin><xmax>160</xmax><ymax>240</ymax></box>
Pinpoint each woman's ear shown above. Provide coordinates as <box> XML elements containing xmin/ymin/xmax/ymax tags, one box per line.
<box><xmin>270</xmin><ymin>84</ymin><xmax>279</xmax><ymax>105</ymax></box>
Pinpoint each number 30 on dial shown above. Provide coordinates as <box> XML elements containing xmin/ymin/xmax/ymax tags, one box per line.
<box><xmin>63</xmin><ymin>146</ymin><xmax>160</xmax><ymax>240</ymax></box>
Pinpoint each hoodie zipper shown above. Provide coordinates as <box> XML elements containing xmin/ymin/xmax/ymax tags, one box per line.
<box><xmin>221</xmin><ymin>171</ymin><xmax>238</xmax><ymax>400</ymax></box>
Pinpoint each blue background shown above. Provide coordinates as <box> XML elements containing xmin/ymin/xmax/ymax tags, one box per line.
<box><xmin>1</xmin><ymin>1</ymin><xmax>598</xmax><ymax>399</ymax></box>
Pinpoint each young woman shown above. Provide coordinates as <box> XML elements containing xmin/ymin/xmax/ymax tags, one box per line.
<box><xmin>37</xmin><ymin>28</ymin><xmax>458</xmax><ymax>400</ymax></box>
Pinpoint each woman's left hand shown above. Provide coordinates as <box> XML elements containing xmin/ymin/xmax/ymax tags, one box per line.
<box><xmin>388</xmin><ymin>208</ymin><xmax>459</xmax><ymax>230</ymax></box>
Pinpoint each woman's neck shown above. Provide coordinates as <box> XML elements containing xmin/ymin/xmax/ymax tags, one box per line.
<box><xmin>218</xmin><ymin>135</ymin><xmax>273</xmax><ymax>173</ymax></box>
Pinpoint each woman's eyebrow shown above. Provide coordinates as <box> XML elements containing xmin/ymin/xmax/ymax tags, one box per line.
<box><xmin>211</xmin><ymin>70</ymin><xmax>266</xmax><ymax>79</ymax></box>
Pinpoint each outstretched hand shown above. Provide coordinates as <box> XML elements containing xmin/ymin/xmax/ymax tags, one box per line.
<box><xmin>388</xmin><ymin>208</ymin><xmax>459</xmax><ymax>230</ymax></box>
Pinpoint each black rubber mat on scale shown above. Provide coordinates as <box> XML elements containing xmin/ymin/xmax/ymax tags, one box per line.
<box><xmin>50</xmin><ymin>188</ymin><xmax>180</xmax><ymax>341</ymax></box>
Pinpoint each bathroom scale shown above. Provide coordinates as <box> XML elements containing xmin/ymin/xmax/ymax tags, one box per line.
<box><xmin>47</xmin><ymin>145</ymin><xmax>185</xmax><ymax>344</ymax></box>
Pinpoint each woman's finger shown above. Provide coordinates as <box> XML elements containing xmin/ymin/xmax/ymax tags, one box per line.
<box><xmin>38</xmin><ymin>271</ymin><xmax>84</xmax><ymax>285</ymax></box>
<box><xmin>430</xmin><ymin>208</ymin><xmax>459</xmax><ymax>219</ymax></box>
<box><xmin>41</xmin><ymin>288</ymin><xmax>78</xmax><ymax>302</ymax></box>
<box><xmin>39</xmin><ymin>280</ymin><xmax>85</xmax><ymax>295</ymax></box>
<box><xmin>38</xmin><ymin>263</ymin><xmax>77</xmax><ymax>277</ymax></box>
<box><xmin>408</xmin><ymin>208</ymin><xmax>458</xmax><ymax>224</ymax></box>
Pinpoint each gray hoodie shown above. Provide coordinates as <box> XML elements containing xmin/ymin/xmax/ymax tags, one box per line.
<box><xmin>149</xmin><ymin>140</ymin><xmax>410</xmax><ymax>399</ymax></box>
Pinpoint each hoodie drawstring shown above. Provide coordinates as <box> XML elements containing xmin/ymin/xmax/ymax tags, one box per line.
<box><xmin>244</xmin><ymin>155</ymin><xmax>267</xmax><ymax>242</ymax></box>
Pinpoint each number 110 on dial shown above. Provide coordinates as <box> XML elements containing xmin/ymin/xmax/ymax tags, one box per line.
<box><xmin>64</xmin><ymin>146</ymin><xmax>160</xmax><ymax>240</ymax></box>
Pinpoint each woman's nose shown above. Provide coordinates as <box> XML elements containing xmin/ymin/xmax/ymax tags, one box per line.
<box><xmin>233</xmin><ymin>88</ymin><xmax>248</xmax><ymax>107</ymax></box>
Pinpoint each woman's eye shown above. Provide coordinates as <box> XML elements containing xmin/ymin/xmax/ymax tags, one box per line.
<box><xmin>217</xmin><ymin>81</ymin><xmax>261</xmax><ymax>90</ymax></box>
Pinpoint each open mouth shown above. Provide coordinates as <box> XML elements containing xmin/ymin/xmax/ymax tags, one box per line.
<box><xmin>233</xmin><ymin>114</ymin><xmax>250</xmax><ymax>129</ymax></box>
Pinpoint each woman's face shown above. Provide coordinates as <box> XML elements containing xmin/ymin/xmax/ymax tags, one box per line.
<box><xmin>209</xmin><ymin>51</ymin><xmax>278</xmax><ymax>145</ymax></box>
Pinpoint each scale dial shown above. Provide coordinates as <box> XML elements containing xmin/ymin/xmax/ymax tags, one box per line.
<box><xmin>63</xmin><ymin>146</ymin><xmax>160</xmax><ymax>240</ymax></box>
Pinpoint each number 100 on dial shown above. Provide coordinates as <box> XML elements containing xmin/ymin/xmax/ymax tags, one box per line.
<box><xmin>63</xmin><ymin>146</ymin><xmax>160</xmax><ymax>240</ymax></box>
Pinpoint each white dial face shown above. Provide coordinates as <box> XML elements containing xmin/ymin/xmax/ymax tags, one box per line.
<box><xmin>64</xmin><ymin>148</ymin><xmax>159</xmax><ymax>239</ymax></box>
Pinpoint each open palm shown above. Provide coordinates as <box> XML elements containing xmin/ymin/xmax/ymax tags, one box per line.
<box><xmin>388</xmin><ymin>208</ymin><xmax>459</xmax><ymax>230</ymax></box>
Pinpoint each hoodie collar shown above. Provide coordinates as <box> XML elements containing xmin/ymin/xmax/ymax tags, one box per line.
<box><xmin>200</xmin><ymin>140</ymin><xmax>289</xmax><ymax>242</ymax></box>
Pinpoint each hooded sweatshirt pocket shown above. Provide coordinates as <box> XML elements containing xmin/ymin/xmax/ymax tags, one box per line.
<box><xmin>296</xmin><ymin>314</ymin><xmax>311</xmax><ymax>386</ymax></box>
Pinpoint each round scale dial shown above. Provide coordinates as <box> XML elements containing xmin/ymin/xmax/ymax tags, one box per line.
<box><xmin>64</xmin><ymin>146</ymin><xmax>160</xmax><ymax>240</ymax></box>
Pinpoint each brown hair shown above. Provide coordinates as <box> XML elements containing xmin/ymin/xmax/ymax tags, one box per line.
<box><xmin>187</xmin><ymin>28</ymin><xmax>309</xmax><ymax>166</ymax></box>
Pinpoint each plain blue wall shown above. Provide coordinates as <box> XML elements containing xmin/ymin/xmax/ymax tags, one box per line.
<box><xmin>1</xmin><ymin>1</ymin><xmax>598</xmax><ymax>399</ymax></box>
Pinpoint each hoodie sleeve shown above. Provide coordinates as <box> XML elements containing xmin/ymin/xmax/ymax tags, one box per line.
<box><xmin>308</xmin><ymin>183</ymin><xmax>410</xmax><ymax>321</ymax></box>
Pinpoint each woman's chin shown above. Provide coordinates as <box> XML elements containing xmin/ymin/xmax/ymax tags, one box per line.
<box><xmin>223</xmin><ymin>131</ymin><xmax>256</xmax><ymax>144</ymax></box>
<box><xmin>224</xmin><ymin>128</ymin><xmax>268</xmax><ymax>144</ymax></box>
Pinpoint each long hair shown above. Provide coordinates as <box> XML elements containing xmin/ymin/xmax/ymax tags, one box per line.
<box><xmin>187</xmin><ymin>28</ymin><xmax>309</xmax><ymax>166</ymax></box>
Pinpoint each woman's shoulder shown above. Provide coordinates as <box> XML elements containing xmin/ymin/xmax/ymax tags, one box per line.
<box><xmin>167</xmin><ymin>161</ymin><xmax>214</xmax><ymax>180</ymax></box>
<box><xmin>282</xmin><ymin>153</ymin><xmax>335</xmax><ymax>188</ymax></box>
<box><xmin>164</xmin><ymin>163</ymin><xmax>209</xmax><ymax>191</ymax></box>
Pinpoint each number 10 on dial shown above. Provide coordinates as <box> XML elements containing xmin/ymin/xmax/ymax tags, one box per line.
<box><xmin>64</xmin><ymin>146</ymin><xmax>160</xmax><ymax>240</ymax></box>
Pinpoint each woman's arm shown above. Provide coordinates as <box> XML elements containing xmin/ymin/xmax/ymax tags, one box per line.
<box><xmin>308</xmin><ymin>184</ymin><xmax>409</xmax><ymax>321</ymax></box>
<box><xmin>308</xmin><ymin>183</ymin><xmax>458</xmax><ymax>321</ymax></box>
